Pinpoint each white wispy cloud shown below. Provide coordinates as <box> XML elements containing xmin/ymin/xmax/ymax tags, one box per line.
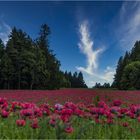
<box><xmin>76</xmin><ymin>20</ymin><xmax>115</xmax><ymax>87</ymax></box>
<box><xmin>118</xmin><ymin>1</ymin><xmax>140</xmax><ymax>50</ymax></box>
<box><xmin>0</xmin><ymin>20</ymin><xmax>11</xmax><ymax>45</ymax></box>
<box><xmin>84</xmin><ymin>66</ymin><xmax>115</xmax><ymax>88</ymax></box>
<box><xmin>76</xmin><ymin>21</ymin><xmax>103</xmax><ymax>75</ymax></box>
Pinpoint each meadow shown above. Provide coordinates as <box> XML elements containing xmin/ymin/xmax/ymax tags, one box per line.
<box><xmin>0</xmin><ymin>89</ymin><xmax>140</xmax><ymax>139</ymax></box>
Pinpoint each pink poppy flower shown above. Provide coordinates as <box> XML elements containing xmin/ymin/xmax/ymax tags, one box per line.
<box><xmin>16</xmin><ymin>119</ymin><xmax>26</xmax><ymax>127</ymax></box>
<box><xmin>122</xmin><ymin>122</ymin><xmax>129</xmax><ymax>127</ymax></box>
<box><xmin>31</xmin><ymin>118</ymin><xmax>39</xmax><ymax>129</ymax></box>
<box><xmin>113</xmin><ymin>100</ymin><xmax>122</xmax><ymax>106</ymax></box>
<box><xmin>1</xmin><ymin>110</ymin><xmax>9</xmax><ymax>118</ymax></box>
<box><xmin>64</xmin><ymin>126</ymin><xmax>74</xmax><ymax>133</ymax></box>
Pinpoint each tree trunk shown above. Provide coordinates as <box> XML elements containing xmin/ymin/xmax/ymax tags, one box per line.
<box><xmin>7</xmin><ymin>80</ymin><xmax>10</xmax><ymax>89</ymax></box>
<box><xmin>18</xmin><ymin>72</ymin><xmax>21</xmax><ymax>89</ymax></box>
<box><xmin>30</xmin><ymin>82</ymin><xmax>33</xmax><ymax>90</ymax></box>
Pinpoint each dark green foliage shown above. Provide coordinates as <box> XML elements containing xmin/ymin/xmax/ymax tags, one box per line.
<box><xmin>93</xmin><ymin>82</ymin><xmax>111</xmax><ymax>89</ymax></box>
<box><xmin>0</xmin><ymin>53</ymin><xmax>14</xmax><ymax>89</ymax></box>
<box><xmin>113</xmin><ymin>41</ymin><xmax>140</xmax><ymax>90</ymax></box>
<box><xmin>120</xmin><ymin>61</ymin><xmax>140</xmax><ymax>90</ymax></box>
<box><xmin>0</xmin><ymin>39</ymin><xmax>4</xmax><ymax>58</ymax></box>
<box><xmin>0</xmin><ymin>24</ymin><xmax>87</xmax><ymax>89</ymax></box>
<box><xmin>64</xmin><ymin>71</ymin><xmax>87</xmax><ymax>88</ymax></box>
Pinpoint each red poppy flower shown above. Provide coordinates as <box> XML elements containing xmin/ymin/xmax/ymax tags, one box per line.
<box><xmin>16</xmin><ymin>119</ymin><xmax>26</xmax><ymax>127</ymax></box>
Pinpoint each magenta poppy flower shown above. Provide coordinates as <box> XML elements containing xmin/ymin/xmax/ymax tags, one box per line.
<box><xmin>98</xmin><ymin>101</ymin><xmax>108</xmax><ymax>108</ymax></box>
<box><xmin>0</xmin><ymin>98</ymin><xmax>7</xmax><ymax>105</ymax></box>
<box><xmin>49</xmin><ymin>118</ymin><xmax>56</xmax><ymax>127</ymax></box>
<box><xmin>64</xmin><ymin>126</ymin><xmax>74</xmax><ymax>133</ymax></box>
<box><xmin>31</xmin><ymin>118</ymin><xmax>39</xmax><ymax>129</ymax></box>
<box><xmin>122</xmin><ymin>122</ymin><xmax>129</xmax><ymax>127</ymax></box>
<box><xmin>1</xmin><ymin>110</ymin><xmax>9</xmax><ymax>118</ymax></box>
<box><xmin>16</xmin><ymin>119</ymin><xmax>26</xmax><ymax>127</ymax></box>
<box><xmin>137</xmin><ymin>116</ymin><xmax>140</xmax><ymax>122</ymax></box>
<box><xmin>74</xmin><ymin>108</ymin><xmax>84</xmax><ymax>117</ymax></box>
<box><xmin>20</xmin><ymin>109</ymin><xmax>33</xmax><ymax>117</ymax></box>
<box><xmin>106</xmin><ymin>119</ymin><xmax>113</xmax><ymax>124</ymax></box>
<box><xmin>113</xmin><ymin>100</ymin><xmax>122</xmax><ymax>106</ymax></box>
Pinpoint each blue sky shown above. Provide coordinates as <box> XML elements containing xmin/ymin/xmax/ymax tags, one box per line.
<box><xmin>0</xmin><ymin>1</ymin><xmax>140</xmax><ymax>87</ymax></box>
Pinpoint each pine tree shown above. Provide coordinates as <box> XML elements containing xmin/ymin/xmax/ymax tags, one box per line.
<box><xmin>6</xmin><ymin>27</ymin><xmax>36</xmax><ymax>89</ymax></box>
<box><xmin>0</xmin><ymin>39</ymin><xmax>5</xmax><ymax>88</ymax></box>
<box><xmin>0</xmin><ymin>39</ymin><xmax>4</xmax><ymax>58</ymax></box>
<box><xmin>77</xmin><ymin>72</ymin><xmax>87</xmax><ymax>88</ymax></box>
<box><xmin>0</xmin><ymin>24</ymin><xmax>87</xmax><ymax>89</ymax></box>
<box><xmin>0</xmin><ymin>53</ymin><xmax>14</xmax><ymax>89</ymax></box>
<box><xmin>131</xmin><ymin>41</ymin><xmax>140</xmax><ymax>61</ymax></box>
<box><xmin>113</xmin><ymin>40</ymin><xmax>140</xmax><ymax>90</ymax></box>
<box><xmin>121</xmin><ymin>61</ymin><xmax>140</xmax><ymax>89</ymax></box>
<box><xmin>37</xmin><ymin>24</ymin><xmax>62</xmax><ymax>89</ymax></box>
<box><xmin>113</xmin><ymin>56</ymin><xmax>124</xmax><ymax>89</ymax></box>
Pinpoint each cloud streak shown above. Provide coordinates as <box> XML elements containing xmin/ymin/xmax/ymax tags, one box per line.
<box><xmin>76</xmin><ymin>20</ymin><xmax>115</xmax><ymax>87</ymax></box>
<box><xmin>0</xmin><ymin>20</ymin><xmax>11</xmax><ymax>45</ymax></box>
<box><xmin>76</xmin><ymin>21</ymin><xmax>103</xmax><ymax>75</ymax></box>
<box><xmin>118</xmin><ymin>1</ymin><xmax>140</xmax><ymax>50</ymax></box>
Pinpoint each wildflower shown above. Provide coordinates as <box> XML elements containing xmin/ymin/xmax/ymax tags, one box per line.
<box><xmin>61</xmin><ymin>115</ymin><xmax>69</xmax><ymax>122</ymax></box>
<box><xmin>1</xmin><ymin>110</ymin><xmax>9</xmax><ymax>118</ymax></box>
<box><xmin>74</xmin><ymin>108</ymin><xmax>84</xmax><ymax>117</ymax></box>
<box><xmin>122</xmin><ymin>122</ymin><xmax>129</xmax><ymax>127</ymax></box>
<box><xmin>11</xmin><ymin>101</ymin><xmax>21</xmax><ymax>111</ymax></box>
<box><xmin>34</xmin><ymin>108</ymin><xmax>42</xmax><ymax>117</ymax></box>
<box><xmin>119</xmin><ymin>108</ymin><xmax>128</xmax><ymax>114</ymax></box>
<box><xmin>20</xmin><ymin>109</ymin><xmax>33</xmax><ymax>117</ymax></box>
<box><xmin>31</xmin><ymin>118</ymin><xmax>39</xmax><ymax>129</ymax></box>
<box><xmin>113</xmin><ymin>100</ymin><xmax>122</xmax><ymax>106</ymax></box>
<box><xmin>90</xmin><ymin>107</ymin><xmax>98</xmax><ymax>115</ymax></box>
<box><xmin>60</xmin><ymin>108</ymin><xmax>73</xmax><ymax>122</ymax></box>
<box><xmin>129</xmin><ymin>112</ymin><xmax>135</xmax><ymax>119</ymax></box>
<box><xmin>64</xmin><ymin>126</ymin><xmax>74</xmax><ymax>133</ymax></box>
<box><xmin>137</xmin><ymin>116</ymin><xmax>140</xmax><ymax>122</ymax></box>
<box><xmin>64</xmin><ymin>102</ymin><xmax>77</xmax><ymax>111</ymax></box>
<box><xmin>16</xmin><ymin>119</ymin><xmax>26</xmax><ymax>127</ymax></box>
<box><xmin>84</xmin><ymin>112</ymin><xmax>92</xmax><ymax>119</ymax></box>
<box><xmin>95</xmin><ymin>118</ymin><xmax>100</xmax><ymax>124</ymax></box>
<box><xmin>49</xmin><ymin>118</ymin><xmax>56</xmax><ymax>127</ymax></box>
<box><xmin>98</xmin><ymin>101</ymin><xmax>108</xmax><ymax>108</ymax></box>
<box><xmin>106</xmin><ymin>119</ymin><xmax>113</xmax><ymax>124</ymax></box>
<box><xmin>110</xmin><ymin>106</ymin><xmax>120</xmax><ymax>113</ymax></box>
<box><xmin>97</xmin><ymin>108</ymin><xmax>105</xmax><ymax>115</ymax></box>
<box><xmin>0</xmin><ymin>98</ymin><xmax>7</xmax><ymax>105</ymax></box>
<box><xmin>55</xmin><ymin>103</ymin><xmax>63</xmax><ymax>111</ymax></box>
<box><xmin>105</xmin><ymin>111</ymin><xmax>114</xmax><ymax>119</ymax></box>
<box><xmin>117</xmin><ymin>113</ymin><xmax>124</xmax><ymax>118</ymax></box>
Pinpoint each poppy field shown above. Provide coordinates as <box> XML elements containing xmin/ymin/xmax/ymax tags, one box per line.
<box><xmin>0</xmin><ymin>89</ymin><xmax>140</xmax><ymax>139</ymax></box>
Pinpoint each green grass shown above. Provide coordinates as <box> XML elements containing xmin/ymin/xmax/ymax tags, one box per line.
<box><xmin>0</xmin><ymin>114</ymin><xmax>140</xmax><ymax>139</ymax></box>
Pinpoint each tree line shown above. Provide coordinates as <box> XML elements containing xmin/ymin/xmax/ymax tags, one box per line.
<box><xmin>0</xmin><ymin>24</ymin><xmax>87</xmax><ymax>89</ymax></box>
<box><xmin>112</xmin><ymin>41</ymin><xmax>140</xmax><ymax>90</ymax></box>
<box><xmin>93</xmin><ymin>82</ymin><xmax>111</xmax><ymax>89</ymax></box>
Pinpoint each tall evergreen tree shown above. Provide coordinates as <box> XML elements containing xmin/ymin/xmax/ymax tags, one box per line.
<box><xmin>0</xmin><ymin>39</ymin><xmax>5</xmax><ymax>88</ymax></box>
<box><xmin>0</xmin><ymin>24</ymin><xmax>87</xmax><ymax>89</ymax></box>
<box><xmin>6</xmin><ymin>27</ymin><xmax>35</xmax><ymax>89</ymax></box>
<box><xmin>77</xmin><ymin>72</ymin><xmax>87</xmax><ymax>88</ymax></box>
<box><xmin>113</xmin><ymin>56</ymin><xmax>124</xmax><ymax>89</ymax></box>
<box><xmin>121</xmin><ymin>61</ymin><xmax>140</xmax><ymax>89</ymax></box>
<box><xmin>64</xmin><ymin>71</ymin><xmax>87</xmax><ymax>88</ymax></box>
<box><xmin>37</xmin><ymin>24</ymin><xmax>64</xmax><ymax>89</ymax></box>
<box><xmin>0</xmin><ymin>39</ymin><xmax>4</xmax><ymax>58</ymax></box>
<box><xmin>113</xmin><ymin>40</ymin><xmax>140</xmax><ymax>90</ymax></box>
<box><xmin>0</xmin><ymin>53</ymin><xmax>14</xmax><ymax>89</ymax></box>
<box><xmin>131</xmin><ymin>41</ymin><xmax>140</xmax><ymax>61</ymax></box>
